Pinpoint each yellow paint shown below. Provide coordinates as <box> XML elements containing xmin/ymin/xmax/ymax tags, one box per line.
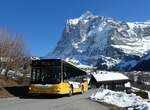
<box><xmin>29</xmin><ymin>82</ymin><xmax>88</xmax><ymax>95</ymax></box>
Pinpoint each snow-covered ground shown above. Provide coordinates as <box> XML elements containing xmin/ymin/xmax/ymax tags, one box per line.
<box><xmin>91</xmin><ymin>89</ymin><xmax>150</xmax><ymax>110</ymax></box>
<box><xmin>0</xmin><ymin>69</ymin><xmax>25</xmax><ymax>79</ymax></box>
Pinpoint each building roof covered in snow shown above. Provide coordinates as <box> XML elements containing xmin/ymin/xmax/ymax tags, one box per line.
<box><xmin>92</xmin><ymin>71</ymin><xmax>129</xmax><ymax>82</ymax></box>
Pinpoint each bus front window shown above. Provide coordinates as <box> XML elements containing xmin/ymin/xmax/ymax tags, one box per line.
<box><xmin>31</xmin><ymin>66</ymin><xmax>61</xmax><ymax>84</ymax></box>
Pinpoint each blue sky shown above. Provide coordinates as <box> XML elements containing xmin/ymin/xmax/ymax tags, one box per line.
<box><xmin>0</xmin><ymin>0</ymin><xmax>150</xmax><ymax>56</ymax></box>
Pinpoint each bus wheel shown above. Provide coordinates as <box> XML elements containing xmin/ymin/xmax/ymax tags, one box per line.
<box><xmin>69</xmin><ymin>85</ymin><xmax>73</xmax><ymax>96</ymax></box>
<box><xmin>81</xmin><ymin>85</ymin><xmax>84</xmax><ymax>94</ymax></box>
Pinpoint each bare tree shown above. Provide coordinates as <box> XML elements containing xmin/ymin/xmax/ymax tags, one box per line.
<box><xmin>0</xmin><ymin>28</ymin><xmax>31</xmax><ymax>78</ymax></box>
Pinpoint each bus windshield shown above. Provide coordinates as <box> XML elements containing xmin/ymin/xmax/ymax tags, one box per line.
<box><xmin>31</xmin><ymin>66</ymin><xmax>61</xmax><ymax>84</ymax></box>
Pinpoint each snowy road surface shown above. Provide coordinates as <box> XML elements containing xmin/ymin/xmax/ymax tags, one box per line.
<box><xmin>0</xmin><ymin>90</ymin><xmax>109</xmax><ymax>110</ymax></box>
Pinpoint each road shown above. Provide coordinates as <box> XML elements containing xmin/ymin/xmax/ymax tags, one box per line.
<box><xmin>0</xmin><ymin>90</ymin><xmax>109</xmax><ymax>110</ymax></box>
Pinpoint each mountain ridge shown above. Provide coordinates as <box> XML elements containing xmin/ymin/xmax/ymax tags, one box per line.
<box><xmin>49</xmin><ymin>11</ymin><xmax>150</xmax><ymax>71</ymax></box>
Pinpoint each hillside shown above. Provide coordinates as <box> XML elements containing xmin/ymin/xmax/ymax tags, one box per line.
<box><xmin>128</xmin><ymin>51</ymin><xmax>150</xmax><ymax>71</ymax></box>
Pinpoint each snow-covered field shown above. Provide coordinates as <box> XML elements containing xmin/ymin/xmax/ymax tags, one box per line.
<box><xmin>91</xmin><ymin>89</ymin><xmax>150</xmax><ymax>110</ymax></box>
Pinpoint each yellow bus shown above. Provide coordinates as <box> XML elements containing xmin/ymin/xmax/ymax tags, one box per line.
<box><xmin>29</xmin><ymin>59</ymin><xmax>88</xmax><ymax>96</ymax></box>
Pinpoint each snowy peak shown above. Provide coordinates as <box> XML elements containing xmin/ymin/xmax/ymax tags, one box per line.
<box><xmin>79</xmin><ymin>11</ymin><xmax>95</xmax><ymax>20</ymax></box>
<box><xmin>50</xmin><ymin>11</ymin><xmax>150</xmax><ymax>71</ymax></box>
<box><xmin>67</xmin><ymin>11</ymin><xmax>96</xmax><ymax>25</ymax></box>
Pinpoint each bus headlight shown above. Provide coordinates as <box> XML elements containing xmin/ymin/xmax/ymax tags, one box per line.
<box><xmin>53</xmin><ymin>88</ymin><xmax>61</xmax><ymax>92</ymax></box>
<box><xmin>29</xmin><ymin>87</ymin><xmax>32</xmax><ymax>90</ymax></box>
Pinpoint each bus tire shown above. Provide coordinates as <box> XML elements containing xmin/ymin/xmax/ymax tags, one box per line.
<box><xmin>81</xmin><ymin>85</ymin><xmax>84</xmax><ymax>94</ymax></box>
<box><xmin>69</xmin><ymin>85</ymin><xmax>73</xmax><ymax>97</ymax></box>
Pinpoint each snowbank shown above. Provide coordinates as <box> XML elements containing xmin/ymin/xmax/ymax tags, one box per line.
<box><xmin>91</xmin><ymin>89</ymin><xmax>150</xmax><ymax>110</ymax></box>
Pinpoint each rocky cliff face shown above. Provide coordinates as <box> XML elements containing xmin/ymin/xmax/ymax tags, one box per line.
<box><xmin>50</xmin><ymin>11</ymin><xmax>150</xmax><ymax>71</ymax></box>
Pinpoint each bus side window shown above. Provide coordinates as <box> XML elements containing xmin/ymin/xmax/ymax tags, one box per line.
<box><xmin>64</xmin><ymin>66</ymin><xmax>69</xmax><ymax>80</ymax></box>
<box><xmin>64</xmin><ymin>72</ymin><xmax>67</xmax><ymax>79</ymax></box>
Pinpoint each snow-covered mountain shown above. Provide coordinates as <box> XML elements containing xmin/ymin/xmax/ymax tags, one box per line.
<box><xmin>131</xmin><ymin>52</ymin><xmax>150</xmax><ymax>71</ymax></box>
<box><xmin>50</xmin><ymin>11</ymin><xmax>150</xmax><ymax>71</ymax></box>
